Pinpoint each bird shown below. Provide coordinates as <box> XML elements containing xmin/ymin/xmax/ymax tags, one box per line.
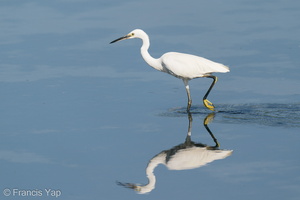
<box><xmin>110</xmin><ymin>29</ymin><xmax>230</xmax><ymax>112</ymax></box>
<box><xmin>117</xmin><ymin>113</ymin><xmax>233</xmax><ymax>194</ymax></box>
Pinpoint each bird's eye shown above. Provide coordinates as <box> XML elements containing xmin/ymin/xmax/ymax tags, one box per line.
<box><xmin>131</xmin><ymin>33</ymin><xmax>135</xmax><ymax>36</ymax></box>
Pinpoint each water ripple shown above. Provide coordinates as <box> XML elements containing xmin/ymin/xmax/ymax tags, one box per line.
<box><xmin>160</xmin><ymin>103</ymin><xmax>300</xmax><ymax>128</ymax></box>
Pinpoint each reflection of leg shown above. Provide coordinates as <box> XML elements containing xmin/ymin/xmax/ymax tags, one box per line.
<box><xmin>185</xmin><ymin>112</ymin><xmax>193</xmax><ymax>144</ymax></box>
<box><xmin>187</xmin><ymin>112</ymin><xmax>192</xmax><ymax>136</ymax></box>
<box><xmin>203</xmin><ymin>76</ymin><xmax>218</xmax><ymax>111</ymax></box>
<box><xmin>203</xmin><ymin>113</ymin><xmax>219</xmax><ymax>147</ymax></box>
<box><xmin>183</xmin><ymin>79</ymin><xmax>192</xmax><ymax>112</ymax></box>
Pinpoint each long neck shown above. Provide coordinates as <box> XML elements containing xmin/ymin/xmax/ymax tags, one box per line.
<box><xmin>140</xmin><ymin>35</ymin><xmax>163</xmax><ymax>71</ymax></box>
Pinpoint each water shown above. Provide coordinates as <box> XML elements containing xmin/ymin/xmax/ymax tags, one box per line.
<box><xmin>1</xmin><ymin>0</ymin><xmax>300</xmax><ymax>199</ymax></box>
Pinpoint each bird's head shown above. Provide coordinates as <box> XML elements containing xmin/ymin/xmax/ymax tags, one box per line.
<box><xmin>110</xmin><ymin>29</ymin><xmax>146</xmax><ymax>44</ymax></box>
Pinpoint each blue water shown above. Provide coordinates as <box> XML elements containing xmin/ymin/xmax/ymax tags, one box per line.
<box><xmin>1</xmin><ymin>0</ymin><xmax>300</xmax><ymax>200</ymax></box>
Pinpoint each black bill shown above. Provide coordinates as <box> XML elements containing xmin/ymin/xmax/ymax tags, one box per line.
<box><xmin>110</xmin><ymin>35</ymin><xmax>130</xmax><ymax>44</ymax></box>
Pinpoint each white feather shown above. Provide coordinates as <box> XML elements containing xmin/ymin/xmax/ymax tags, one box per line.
<box><xmin>160</xmin><ymin>52</ymin><xmax>229</xmax><ymax>79</ymax></box>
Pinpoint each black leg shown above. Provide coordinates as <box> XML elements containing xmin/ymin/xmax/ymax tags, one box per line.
<box><xmin>183</xmin><ymin>79</ymin><xmax>192</xmax><ymax>112</ymax></box>
<box><xmin>203</xmin><ymin>75</ymin><xmax>218</xmax><ymax>111</ymax></box>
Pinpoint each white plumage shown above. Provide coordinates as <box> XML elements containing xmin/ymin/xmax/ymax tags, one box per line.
<box><xmin>160</xmin><ymin>52</ymin><xmax>229</xmax><ymax>79</ymax></box>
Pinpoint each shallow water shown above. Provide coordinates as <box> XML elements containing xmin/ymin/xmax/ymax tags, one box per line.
<box><xmin>1</xmin><ymin>0</ymin><xmax>300</xmax><ymax>200</ymax></box>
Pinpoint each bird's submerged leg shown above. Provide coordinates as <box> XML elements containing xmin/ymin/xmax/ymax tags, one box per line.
<box><xmin>203</xmin><ymin>75</ymin><xmax>218</xmax><ymax>111</ymax></box>
<box><xmin>183</xmin><ymin>79</ymin><xmax>192</xmax><ymax>112</ymax></box>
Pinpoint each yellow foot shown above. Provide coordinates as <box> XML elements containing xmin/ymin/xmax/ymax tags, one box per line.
<box><xmin>203</xmin><ymin>99</ymin><xmax>215</xmax><ymax>111</ymax></box>
<box><xmin>204</xmin><ymin>113</ymin><xmax>215</xmax><ymax>125</ymax></box>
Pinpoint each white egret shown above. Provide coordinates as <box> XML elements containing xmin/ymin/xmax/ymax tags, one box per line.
<box><xmin>110</xmin><ymin>29</ymin><xmax>230</xmax><ymax>111</ymax></box>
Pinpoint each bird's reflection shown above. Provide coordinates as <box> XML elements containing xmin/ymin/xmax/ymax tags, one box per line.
<box><xmin>118</xmin><ymin>113</ymin><xmax>233</xmax><ymax>194</ymax></box>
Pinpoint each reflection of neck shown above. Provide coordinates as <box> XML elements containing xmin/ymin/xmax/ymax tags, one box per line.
<box><xmin>143</xmin><ymin>153</ymin><xmax>165</xmax><ymax>191</ymax></box>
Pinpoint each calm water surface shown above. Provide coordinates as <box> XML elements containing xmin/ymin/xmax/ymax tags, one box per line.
<box><xmin>1</xmin><ymin>0</ymin><xmax>299</xmax><ymax>200</ymax></box>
